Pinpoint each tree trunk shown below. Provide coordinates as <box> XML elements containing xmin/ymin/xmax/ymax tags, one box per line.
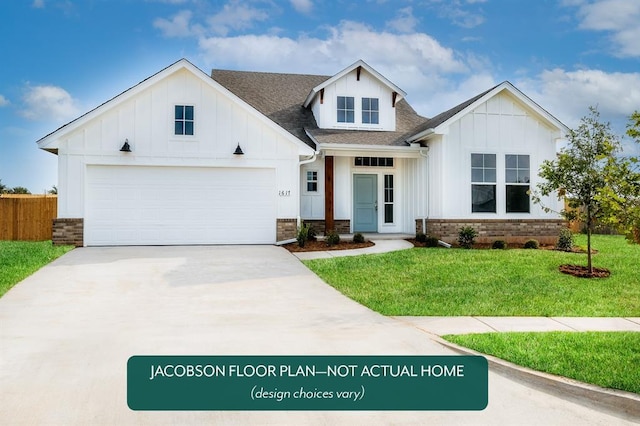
<box><xmin>586</xmin><ymin>205</ymin><xmax>593</xmax><ymax>276</ymax></box>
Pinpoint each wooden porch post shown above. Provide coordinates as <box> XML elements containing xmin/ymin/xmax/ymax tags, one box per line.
<box><xmin>324</xmin><ymin>155</ymin><xmax>334</xmax><ymax>233</ymax></box>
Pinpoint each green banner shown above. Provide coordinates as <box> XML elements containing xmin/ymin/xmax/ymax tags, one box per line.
<box><xmin>128</xmin><ymin>355</ymin><xmax>487</xmax><ymax>411</ymax></box>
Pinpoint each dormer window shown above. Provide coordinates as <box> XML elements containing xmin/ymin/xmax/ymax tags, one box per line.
<box><xmin>337</xmin><ymin>96</ymin><xmax>354</xmax><ymax>123</ymax></box>
<box><xmin>362</xmin><ymin>98</ymin><xmax>379</xmax><ymax>124</ymax></box>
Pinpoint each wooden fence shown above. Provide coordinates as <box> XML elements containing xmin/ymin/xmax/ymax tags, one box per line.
<box><xmin>0</xmin><ymin>194</ymin><xmax>57</xmax><ymax>241</ymax></box>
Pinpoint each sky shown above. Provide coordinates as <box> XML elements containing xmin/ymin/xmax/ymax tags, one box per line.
<box><xmin>0</xmin><ymin>0</ymin><xmax>639</xmax><ymax>193</ymax></box>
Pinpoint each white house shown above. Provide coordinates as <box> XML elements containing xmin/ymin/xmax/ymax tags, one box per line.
<box><xmin>37</xmin><ymin>59</ymin><xmax>567</xmax><ymax>246</ymax></box>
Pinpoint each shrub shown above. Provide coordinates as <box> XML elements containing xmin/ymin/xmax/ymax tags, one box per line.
<box><xmin>415</xmin><ymin>232</ymin><xmax>427</xmax><ymax>243</ymax></box>
<box><xmin>492</xmin><ymin>240</ymin><xmax>508</xmax><ymax>250</ymax></box>
<box><xmin>425</xmin><ymin>236</ymin><xmax>439</xmax><ymax>247</ymax></box>
<box><xmin>457</xmin><ymin>226</ymin><xmax>478</xmax><ymax>249</ymax></box>
<box><xmin>556</xmin><ymin>228</ymin><xmax>574</xmax><ymax>251</ymax></box>
<box><xmin>325</xmin><ymin>230</ymin><xmax>341</xmax><ymax>246</ymax></box>
<box><xmin>524</xmin><ymin>239</ymin><xmax>539</xmax><ymax>249</ymax></box>
<box><xmin>353</xmin><ymin>233</ymin><xmax>365</xmax><ymax>243</ymax></box>
<box><xmin>296</xmin><ymin>223</ymin><xmax>310</xmax><ymax>248</ymax></box>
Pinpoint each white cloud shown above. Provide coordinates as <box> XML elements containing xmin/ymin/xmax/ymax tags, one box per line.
<box><xmin>290</xmin><ymin>0</ymin><xmax>313</xmax><ymax>14</ymax></box>
<box><xmin>154</xmin><ymin>10</ymin><xmax>202</xmax><ymax>38</ymax></box>
<box><xmin>429</xmin><ymin>0</ymin><xmax>486</xmax><ymax>28</ymax></box>
<box><xmin>32</xmin><ymin>0</ymin><xmax>45</xmax><ymax>8</ymax></box>
<box><xmin>385</xmin><ymin>7</ymin><xmax>419</xmax><ymax>34</ymax></box>
<box><xmin>0</xmin><ymin>95</ymin><xmax>9</xmax><ymax>107</ymax></box>
<box><xmin>206</xmin><ymin>0</ymin><xmax>270</xmax><ymax>36</ymax></box>
<box><xmin>20</xmin><ymin>84</ymin><xmax>80</xmax><ymax>122</ymax></box>
<box><xmin>569</xmin><ymin>0</ymin><xmax>640</xmax><ymax>57</ymax></box>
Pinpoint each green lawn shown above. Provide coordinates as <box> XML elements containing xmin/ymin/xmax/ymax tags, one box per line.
<box><xmin>444</xmin><ymin>332</ymin><xmax>640</xmax><ymax>394</ymax></box>
<box><xmin>0</xmin><ymin>241</ymin><xmax>73</xmax><ymax>297</ymax></box>
<box><xmin>304</xmin><ymin>235</ymin><xmax>640</xmax><ymax>316</ymax></box>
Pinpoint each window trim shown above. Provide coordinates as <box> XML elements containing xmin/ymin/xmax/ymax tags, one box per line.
<box><xmin>505</xmin><ymin>154</ymin><xmax>531</xmax><ymax>213</ymax></box>
<box><xmin>337</xmin><ymin>96</ymin><xmax>355</xmax><ymax>123</ymax></box>
<box><xmin>362</xmin><ymin>97</ymin><xmax>379</xmax><ymax>125</ymax></box>
<box><xmin>174</xmin><ymin>104</ymin><xmax>195</xmax><ymax>136</ymax></box>
<box><xmin>354</xmin><ymin>157</ymin><xmax>394</xmax><ymax>168</ymax></box>
<box><xmin>471</xmin><ymin>153</ymin><xmax>497</xmax><ymax>214</ymax></box>
<box><xmin>383</xmin><ymin>174</ymin><xmax>394</xmax><ymax>224</ymax></box>
<box><xmin>306</xmin><ymin>170</ymin><xmax>318</xmax><ymax>193</ymax></box>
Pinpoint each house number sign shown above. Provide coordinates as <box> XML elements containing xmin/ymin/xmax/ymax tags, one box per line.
<box><xmin>278</xmin><ymin>190</ymin><xmax>291</xmax><ymax>196</ymax></box>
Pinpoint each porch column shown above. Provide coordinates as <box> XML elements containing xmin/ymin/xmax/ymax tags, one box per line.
<box><xmin>324</xmin><ymin>155</ymin><xmax>334</xmax><ymax>233</ymax></box>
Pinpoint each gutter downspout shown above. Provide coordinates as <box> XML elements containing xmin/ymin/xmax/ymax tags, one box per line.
<box><xmin>297</xmin><ymin>150</ymin><xmax>318</xmax><ymax>229</ymax></box>
<box><xmin>419</xmin><ymin>147</ymin><xmax>429</xmax><ymax>235</ymax></box>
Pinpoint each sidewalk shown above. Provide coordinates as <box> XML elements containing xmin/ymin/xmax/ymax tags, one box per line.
<box><xmin>395</xmin><ymin>316</ymin><xmax>640</xmax><ymax>335</ymax></box>
<box><xmin>292</xmin><ymin>238</ymin><xmax>414</xmax><ymax>260</ymax></box>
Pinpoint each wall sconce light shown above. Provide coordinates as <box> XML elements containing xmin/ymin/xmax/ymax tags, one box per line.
<box><xmin>120</xmin><ymin>139</ymin><xmax>132</xmax><ymax>152</ymax></box>
<box><xmin>233</xmin><ymin>143</ymin><xmax>244</xmax><ymax>155</ymax></box>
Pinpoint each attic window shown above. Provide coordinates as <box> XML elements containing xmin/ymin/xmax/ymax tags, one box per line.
<box><xmin>362</xmin><ymin>98</ymin><xmax>379</xmax><ymax>124</ymax></box>
<box><xmin>337</xmin><ymin>96</ymin><xmax>354</xmax><ymax>123</ymax></box>
<box><xmin>175</xmin><ymin>105</ymin><xmax>194</xmax><ymax>135</ymax></box>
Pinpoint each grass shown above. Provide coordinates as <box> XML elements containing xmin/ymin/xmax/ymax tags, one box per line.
<box><xmin>0</xmin><ymin>241</ymin><xmax>74</xmax><ymax>297</ymax></box>
<box><xmin>444</xmin><ymin>332</ymin><xmax>640</xmax><ymax>394</ymax></box>
<box><xmin>303</xmin><ymin>235</ymin><xmax>640</xmax><ymax>316</ymax></box>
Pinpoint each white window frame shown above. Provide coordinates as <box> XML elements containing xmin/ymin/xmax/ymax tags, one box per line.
<box><xmin>362</xmin><ymin>97</ymin><xmax>379</xmax><ymax>125</ymax></box>
<box><xmin>306</xmin><ymin>170</ymin><xmax>318</xmax><ymax>193</ymax></box>
<box><xmin>505</xmin><ymin>154</ymin><xmax>531</xmax><ymax>213</ymax></box>
<box><xmin>174</xmin><ymin>105</ymin><xmax>195</xmax><ymax>136</ymax></box>
<box><xmin>471</xmin><ymin>153</ymin><xmax>497</xmax><ymax>213</ymax></box>
<box><xmin>337</xmin><ymin>96</ymin><xmax>355</xmax><ymax>123</ymax></box>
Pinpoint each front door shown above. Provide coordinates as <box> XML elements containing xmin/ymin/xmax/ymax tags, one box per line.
<box><xmin>353</xmin><ymin>174</ymin><xmax>377</xmax><ymax>232</ymax></box>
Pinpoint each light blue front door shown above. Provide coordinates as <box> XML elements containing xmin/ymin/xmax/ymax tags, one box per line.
<box><xmin>353</xmin><ymin>174</ymin><xmax>377</xmax><ymax>232</ymax></box>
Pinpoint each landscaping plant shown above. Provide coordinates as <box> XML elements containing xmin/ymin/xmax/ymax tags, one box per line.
<box><xmin>556</xmin><ymin>228</ymin><xmax>574</xmax><ymax>252</ymax></box>
<box><xmin>457</xmin><ymin>226</ymin><xmax>477</xmax><ymax>249</ymax></box>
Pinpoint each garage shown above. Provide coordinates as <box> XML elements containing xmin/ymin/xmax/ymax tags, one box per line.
<box><xmin>85</xmin><ymin>165</ymin><xmax>276</xmax><ymax>246</ymax></box>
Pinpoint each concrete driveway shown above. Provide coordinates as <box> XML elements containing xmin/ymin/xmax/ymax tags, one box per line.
<box><xmin>0</xmin><ymin>246</ymin><xmax>634</xmax><ymax>425</ymax></box>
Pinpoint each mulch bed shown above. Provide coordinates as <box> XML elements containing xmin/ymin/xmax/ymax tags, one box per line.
<box><xmin>558</xmin><ymin>264</ymin><xmax>611</xmax><ymax>278</ymax></box>
<box><xmin>283</xmin><ymin>239</ymin><xmax>375</xmax><ymax>252</ymax></box>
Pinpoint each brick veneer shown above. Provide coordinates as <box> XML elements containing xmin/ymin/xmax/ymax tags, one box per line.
<box><xmin>52</xmin><ymin>218</ymin><xmax>84</xmax><ymax>247</ymax></box>
<box><xmin>302</xmin><ymin>219</ymin><xmax>351</xmax><ymax>235</ymax></box>
<box><xmin>276</xmin><ymin>219</ymin><xmax>297</xmax><ymax>241</ymax></box>
<box><xmin>417</xmin><ymin>218</ymin><xmax>567</xmax><ymax>245</ymax></box>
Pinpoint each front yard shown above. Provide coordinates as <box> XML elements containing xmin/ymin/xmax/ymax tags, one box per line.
<box><xmin>0</xmin><ymin>241</ymin><xmax>73</xmax><ymax>297</ymax></box>
<box><xmin>303</xmin><ymin>235</ymin><xmax>640</xmax><ymax>317</ymax></box>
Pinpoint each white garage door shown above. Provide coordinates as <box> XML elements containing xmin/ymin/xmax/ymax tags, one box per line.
<box><xmin>85</xmin><ymin>165</ymin><xmax>276</xmax><ymax>246</ymax></box>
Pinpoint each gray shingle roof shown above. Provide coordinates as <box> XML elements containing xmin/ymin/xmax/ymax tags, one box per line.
<box><xmin>212</xmin><ymin>69</ymin><xmax>429</xmax><ymax>148</ymax></box>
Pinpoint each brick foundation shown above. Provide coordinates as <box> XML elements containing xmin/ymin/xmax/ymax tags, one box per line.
<box><xmin>276</xmin><ymin>219</ymin><xmax>297</xmax><ymax>242</ymax></box>
<box><xmin>417</xmin><ymin>218</ymin><xmax>567</xmax><ymax>245</ymax></box>
<box><xmin>302</xmin><ymin>219</ymin><xmax>351</xmax><ymax>235</ymax></box>
<box><xmin>52</xmin><ymin>218</ymin><xmax>84</xmax><ymax>247</ymax></box>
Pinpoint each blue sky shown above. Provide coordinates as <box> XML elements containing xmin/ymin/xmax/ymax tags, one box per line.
<box><xmin>1</xmin><ymin>0</ymin><xmax>639</xmax><ymax>193</ymax></box>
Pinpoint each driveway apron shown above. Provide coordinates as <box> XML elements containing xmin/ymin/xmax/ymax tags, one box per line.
<box><xmin>0</xmin><ymin>246</ymin><xmax>635</xmax><ymax>425</ymax></box>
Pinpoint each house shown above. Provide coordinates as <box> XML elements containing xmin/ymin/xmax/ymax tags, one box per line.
<box><xmin>37</xmin><ymin>59</ymin><xmax>566</xmax><ymax>247</ymax></box>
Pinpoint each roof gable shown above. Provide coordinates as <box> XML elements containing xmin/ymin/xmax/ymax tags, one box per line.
<box><xmin>406</xmin><ymin>81</ymin><xmax>569</xmax><ymax>143</ymax></box>
<box><xmin>37</xmin><ymin>59</ymin><xmax>315</xmax><ymax>155</ymax></box>
<box><xmin>302</xmin><ymin>59</ymin><xmax>407</xmax><ymax>108</ymax></box>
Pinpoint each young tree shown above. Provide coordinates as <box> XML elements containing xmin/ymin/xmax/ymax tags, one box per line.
<box><xmin>535</xmin><ymin>107</ymin><xmax>621</xmax><ymax>275</ymax></box>
<box><xmin>0</xmin><ymin>179</ymin><xmax>6</xmax><ymax>194</ymax></box>
<box><xmin>9</xmin><ymin>186</ymin><xmax>31</xmax><ymax>194</ymax></box>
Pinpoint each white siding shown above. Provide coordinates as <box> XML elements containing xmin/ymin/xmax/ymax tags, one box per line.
<box><xmin>310</xmin><ymin>68</ymin><xmax>397</xmax><ymax>131</ymax></box>
<box><xmin>429</xmin><ymin>91</ymin><xmax>561</xmax><ymax>220</ymax></box>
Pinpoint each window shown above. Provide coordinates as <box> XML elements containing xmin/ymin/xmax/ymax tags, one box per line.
<box><xmin>362</xmin><ymin>97</ymin><xmax>379</xmax><ymax>124</ymax></box>
<box><xmin>354</xmin><ymin>157</ymin><xmax>394</xmax><ymax>167</ymax></box>
<box><xmin>384</xmin><ymin>174</ymin><xmax>394</xmax><ymax>223</ymax></box>
<box><xmin>506</xmin><ymin>154</ymin><xmax>530</xmax><ymax>213</ymax></box>
<box><xmin>175</xmin><ymin>105</ymin><xmax>194</xmax><ymax>135</ymax></box>
<box><xmin>337</xmin><ymin>96</ymin><xmax>354</xmax><ymax>123</ymax></box>
<box><xmin>471</xmin><ymin>153</ymin><xmax>496</xmax><ymax>213</ymax></box>
<box><xmin>306</xmin><ymin>170</ymin><xmax>318</xmax><ymax>192</ymax></box>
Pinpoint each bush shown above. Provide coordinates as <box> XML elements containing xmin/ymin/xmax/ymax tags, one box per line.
<box><xmin>556</xmin><ymin>228</ymin><xmax>574</xmax><ymax>251</ymax></box>
<box><xmin>457</xmin><ymin>226</ymin><xmax>477</xmax><ymax>249</ymax></box>
<box><xmin>353</xmin><ymin>233</ymin><xmax>365</xmax><ymax>243</ymax></box>
<box><xmin>296</xmin><ymin>223</ymin><xmax>310</xmax><ymax>248</ymax></box>
<box><xmin>415</xmin><ymin>232</ymin><xmax>427</xmax><ymax>243</ymax></box>
<box><xmin>307</xmin><ymin>224</ymin><xmax>317</xmax><ymax>241</ymax></box>
<box><xmin>325</xmin><ymin>230</ymin><xmax>341</xmax><ymax>246</ymax></box>
<box><xmin>524</xmin><ymin>239</ymin><xmax>539</xmax><ymax>249</ymax></box>
<box><xmin>425</xmin><ymin>236</ymin><xmax>439</xmax><ymax>247</ymax></box>
<box><xmin>492</xmin><ymin>240</ymin><xmax>508</xmax><ymax>250</ymax></box>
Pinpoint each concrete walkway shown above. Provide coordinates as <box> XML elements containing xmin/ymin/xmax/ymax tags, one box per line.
<box><xmin>396</xmin><ymin>316</ymin><xmax>640</xmax><ymax>335</ymax></box>
<box><xmin>292</xmin><ymin>238</ymin><xmax>414</xmax><ymax>260</ymax></box>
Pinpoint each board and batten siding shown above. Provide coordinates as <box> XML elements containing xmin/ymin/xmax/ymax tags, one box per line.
<box><xmin>55</xmin><ymin>68</ymin><xmax>308</xmax><ymax>221</ymax></box>
<box><xmin>311</xmin><ymin>68</ymin><xmax>397</xmax><ymax>131</ymax></box>
<box><xmin>428</xmin><ymin>91</ymin><xmax>562</xmax><ymax>220</ymax></box>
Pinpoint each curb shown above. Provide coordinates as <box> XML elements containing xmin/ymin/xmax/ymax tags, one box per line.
<box><xmin>430</xmin><ymin>334</ymin><xmax>640</xmax><ymax>421</ymax></box>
